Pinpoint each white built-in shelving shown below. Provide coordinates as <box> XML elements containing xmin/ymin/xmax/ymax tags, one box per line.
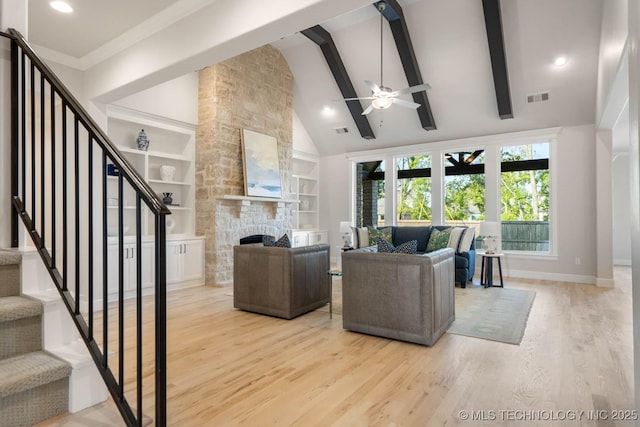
<box><xmin>291</xmin><ymin>151</ymin><xmax>327</xmax><ymax>247</ymax></box>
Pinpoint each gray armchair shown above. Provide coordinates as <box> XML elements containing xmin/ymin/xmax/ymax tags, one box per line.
<box><xmin>341</xmin><ymin>247</ymin><xmax>455</xmax><ymax>346</ymax></box>
<box><xmin>233</xmin><ymin>244</ymin><xmax>331</xmax><ymax>319</ymax></box>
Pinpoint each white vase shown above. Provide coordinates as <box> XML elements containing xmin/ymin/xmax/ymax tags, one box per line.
<box><xmin>160</xmin><ymin>165</ymin><xmax>176</xmax><ymax>181</ymax></box>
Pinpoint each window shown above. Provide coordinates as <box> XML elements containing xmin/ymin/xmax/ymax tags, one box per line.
<box><xmin>355</xmin><ymin>160</ymin><xmax>385</xmax><ymax>227</ymax></box>
<box><xmin>500</xmin><ymin>143</ymin><xmax>550</xmax><ymax>252</ymax></box>
<box><xmin>444</xmin><ymin>150</ymin><xmax>485</xmax><ymax>225</ymax></box>
<box><xmin>396</xmin><ymin>155</ymin><xmax>431</xmax><ymax>225</ymax></box>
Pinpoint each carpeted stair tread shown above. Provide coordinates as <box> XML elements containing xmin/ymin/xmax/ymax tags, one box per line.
<box><xmin>0</xmin><ymin>296</ymin><xmax>43</xmax><ymax>322</ymax></box>
<box><xmin>0</xmin><ymin>250</ymin><xmax>21</xmax><ymax>266</ymax></box>
<box><xmin>0</xmin><ymin>351</ymin><xmax>71</xmax><ymax>398</ymax></box>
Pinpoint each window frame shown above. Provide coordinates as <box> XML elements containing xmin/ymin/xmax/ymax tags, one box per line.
<box><xmin>346</xmin><ymin>127</ymin><xmax>559</xmax><ymax>258</ymax></box>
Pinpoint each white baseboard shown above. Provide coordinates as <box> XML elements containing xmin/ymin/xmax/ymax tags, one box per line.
<box><xmin>214</xmin><ymin>280</ymin><xmax>233</xmax><ymax>287</ymax></box>
<box><xmin>596</xmin><ymin>278</ymin><xmax>615</xmax><ymax>288</ymax></box>
<box><xmin>498</xmin><ymin>269</ymin><xmax>597</xmax><ymax>285</ymax></box>
<box><xmin>614</xmin><ymin>258</ymin><xmax>632</xmax><ymax>266</ymax></box>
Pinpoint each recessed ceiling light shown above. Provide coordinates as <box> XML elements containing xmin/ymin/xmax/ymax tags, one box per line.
<box><xmin>50</xmin><ymin>1</ymin><xmax>73</xmax><ymax>13</ymax></box>
<box><xmin>553</xmin><ymin>56</ymin><xmax>568</xmax><ymax>67</ymax></box>
<box><xmin>322</xmin><ymin>106</ymin><xmax>335</xmax><ymax>117</ymax></box>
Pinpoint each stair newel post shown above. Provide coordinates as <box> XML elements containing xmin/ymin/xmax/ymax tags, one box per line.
<box><xmin>11</xmin><ymin>38</ymin><xmax>18</xmax><ymax>248</ymax></box>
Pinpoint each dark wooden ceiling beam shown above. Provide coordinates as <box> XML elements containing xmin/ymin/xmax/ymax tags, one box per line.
<box><xmin>481</xmin><ymin>0</ymin><xmax>513</xmax><ymax>119</ymax></box>
<box><xmin>301</xmin><ymin>25</ymin><xmax>376</xmax><ymax>140</ymax></box>
<box><xmin>376</xmin><ymin>0</ymin><xmax>436</xmax><ymax>131</ymax></box>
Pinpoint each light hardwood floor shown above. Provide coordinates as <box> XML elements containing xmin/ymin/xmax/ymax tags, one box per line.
<box><xmin>37</xmin><ymin>268</ymin><xmax>635</xmax><ymax>426</ymax></box>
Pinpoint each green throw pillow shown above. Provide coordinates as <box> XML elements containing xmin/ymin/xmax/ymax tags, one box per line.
<box><xmin>367</xmin><ymin>226</ymin><xmax>392</xmax><ymax>247</ymax></box>
<box><xmin>427</xmin><ymin>228</ymin><xmax>452</xmax><ymax>252</ymax></box>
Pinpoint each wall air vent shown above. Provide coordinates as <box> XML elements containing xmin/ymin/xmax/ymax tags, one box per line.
<box><xmin>527</xmin><ymin>91</ymin><xmax>550</xmax><ymax>103</ymax></box>
<box><xmin>334</xmin><ymin>127</ymin><xmax>349</xmax><ymax>134</ymax></box>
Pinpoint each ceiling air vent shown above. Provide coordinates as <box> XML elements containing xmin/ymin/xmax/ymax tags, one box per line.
<box><xmin>527</xmin><ymin>91</ymin><xmax>550</xmax><ymax>103</ymax></box>
<box><xmin>334</xmin><ymin>127</ymin><xmax>349</xmax><ymax>134</ymax></box>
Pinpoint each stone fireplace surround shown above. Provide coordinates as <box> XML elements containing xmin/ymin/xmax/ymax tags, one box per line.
<box><xmin>196</xmin><ymin>44</ymin><xmax>294</xmax><ymax>286</ymax></box>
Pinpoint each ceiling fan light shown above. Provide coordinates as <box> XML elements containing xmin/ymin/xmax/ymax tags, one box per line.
<box><xmin>372</xmin><ymin>97</ymin><xmax>392</xmax><ymax>109</ymax></box>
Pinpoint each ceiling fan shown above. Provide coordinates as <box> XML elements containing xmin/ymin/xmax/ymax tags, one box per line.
<box><xmin>343</xmin><ymin>1</ymin><xmax>431</xmax><ymax>116</ymax></box>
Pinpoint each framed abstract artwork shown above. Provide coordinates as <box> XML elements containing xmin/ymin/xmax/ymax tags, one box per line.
<box><xmin>241</xmin><ymin>129</ymin><xmax>282</xmax><ymax>198</ymax></box>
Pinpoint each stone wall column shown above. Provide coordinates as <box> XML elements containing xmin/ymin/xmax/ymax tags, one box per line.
<box><xmin>196</xmin><ymin>45</ymin><xmax>293</xmax><ymax>285</ymax></box>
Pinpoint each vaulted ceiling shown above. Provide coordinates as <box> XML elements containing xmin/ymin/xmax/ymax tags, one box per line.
<box><xmin>27</xmin><ymin>0</ymin><xmax>603</xmax><ymax>156</ymax></box>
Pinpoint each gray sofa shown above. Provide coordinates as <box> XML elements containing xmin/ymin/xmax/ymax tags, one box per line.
<box><xmin>341</xmin><ymin>247</ymin><xmax>455</xmax><ymax>346</ymax></box>
<box><xmin>367</xmin><ymin>225</ymin><xmax>475</xmax><ymax>287</ymax></box>
<box><xmin>233</xmin><ymin>243</ymin><xmax>331</xmax><ymax>319</ymax></box>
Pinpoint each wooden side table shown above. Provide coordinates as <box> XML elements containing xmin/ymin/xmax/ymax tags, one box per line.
<box><xmin>480</xmin><ymin>252</ymin><xmax>504</xmax><ymax>288</ymax></box>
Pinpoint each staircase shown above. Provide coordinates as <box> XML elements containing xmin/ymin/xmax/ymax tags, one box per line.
<box><xmin>4</xmin><ymin>28</ymin><xmax>169</xmax><ymax>426</ymax></box>
<box><xmin>0</xmin><ymin>250</ymin><xmax>72</xmax><ymax>425</ymax></box>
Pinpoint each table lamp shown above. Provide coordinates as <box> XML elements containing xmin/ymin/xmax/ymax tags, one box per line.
<box><xmin>339</xmin><ymin>221</ymin><xmax>352</xmax><ymax>248</ymax></box>
<box><xmin>479</xmin><ymin>221</ymin><xmax>500</xmax><ymax>254</ymax></box>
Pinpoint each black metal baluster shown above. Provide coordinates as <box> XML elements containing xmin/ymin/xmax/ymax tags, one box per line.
<box><xmin>21</xmin><ymin>51</ymin><xmax>26</xmax><ymax>210</ymax></box>
<box><xmin>51</xmin><ymin>87</ymin><xmax>56</xmax><ymax>268</ymax></box>
<box><xmin>74</xmin><ymin>117</ymin><xmax>80</xmax><ymax>315</ymax></box>
<box><xmin>102</xmin><ymin>152</ymin><xmax>109</xmax><ymax>368</ymax></box>
<box><xmin>155</xmin><ymin>213</ymin><xmax>167</xmax><ymax>427</ymax></box>
<box><xmin>136</xmin><ymin>195</ymin><xmax>143</xmax><ymax>424</ymax></box>
<box><xmin>30</xmin><ymin>62</ymin><xmax>35</xmax><ymax>229</ymax></box>
<box><xmin>88</xmin><ymin>135</ymin><xmax>94</xmax><ymax>338</ymax></box>
<box><xmin>118</xmin><ymin>173</ymin><xmax>125</xmax><ymax>400</ymax></box>
<box><xmin>11</xmin><ymin>39</ymin><xmax>18</xmax><ymax>247</ymax></box>
<box><xmin>40</xmin><ymin>74</ymin><xmax>45</xmax><ymax>250</ymax></box>
<box><xmin>62</xmin><ymin>104</ymin><xmax>68</xmax><ymax>291</ymax></box>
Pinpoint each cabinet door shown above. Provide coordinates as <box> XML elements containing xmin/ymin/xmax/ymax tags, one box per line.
<box><xmin>106</xmin><ymin>244</ymin><xmax>121</xmax><ymax>294</ymax></box>
<box><xmin>181</xmin><ymin>240</ymin><xmax>204</xmax><ymax>282</ymax></box>
<box><xmin>139</xmin><ymin>243</ymin><xmax>155</xmax><ymax>289</ymax></box>
<box><xmin>292</xmin><ymin>232</ymin><xmax>308</xmax><ymax>248</ymax></box>
<box><xmin>108</xmin><ymin>244</ymin><xmax>156</xmax><ymax>293</ymax></box>
<box><xmin>308</xmin><ymin>231</ymin><xmax>328</xmax><ymax>245</ymax></box>
<box><xmin>166</xmin><ymin>241</ymin><xmax>182</xmax><ymax>284</ymax></box>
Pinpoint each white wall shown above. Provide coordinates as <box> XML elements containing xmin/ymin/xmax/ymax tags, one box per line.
<box><xmin>319</xmin><ymin>124</ymin><xmax>601</xmax><ymax>283</ymax></box>
<box><xmin>113</xmin><ymin>72</ymin><xmax>199</xmax><ymax>125</ymax></box>
<box><xmin>319</xmin><ymin>154</ymin><xmax>351</xmax><ymax>263</ymax></box>
<box><xmin>46</xmin><ymin>61</ymin><xmax>85</xmax><ymax>106</ymax></box>
<box><xmin>613</xmin><ymin>153</ymin><xmax>632</xmax><ymax>265</ymax></box>
<box><xmin>597</xmin><ymin>0</ymin><xmax>629</xmax><ymax>123</ymax></box>
<box><xmin>293</xmin><ymin>111</ymin><xmax>318</xmax><ymax>156</ymax></box>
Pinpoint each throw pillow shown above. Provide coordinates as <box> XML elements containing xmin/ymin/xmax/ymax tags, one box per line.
<box><xmin>376</xmin><ymin>236</ymin><xmax>395</xmax><ymax>253</ymax></box>
<box><xmin>351</xmin><ymin>226</ymin><xmax>369</xmax><ymax>248</ymax></box>
<box><xmin>447</xmin><ymin>227</ymin><xmax>466</xmax><ymax>251</ymax></box>
<box><xmin>367</xmin><ymin>226</ymin><xmax>392</xmax><ymax>247</ymax></box>
<box><xmin>262</xmin><ymin>235</ymin><xmax>276</xmax><ymax>246</ymax></box>
<box><xmin>395</xmin><ymin>239</ymin><xmax>418</xmax><ymax>254</ymax></box>
<box><xmin>427</xmin><ymin>228</ymin><xmax>452</xmax><ymax>252</ymax></box>
<box><xmin>376</xmin><ymin>237</ymin><xmax>418</xmax><ymax>255</ymax></box>
<box><xmin>273</xmin><ymin>233</ymin><xmax>291</xmax><ymax>248</ymax></box>
<box><xmin>458</xmin><ymin>228</ymin><xmax>475</xmax><ymax>252</ymax></box>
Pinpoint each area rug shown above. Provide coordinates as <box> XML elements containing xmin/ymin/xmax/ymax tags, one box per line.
<box><xmin>447</xmin><ymin>286</ymin><xmax>536</xmax><ymax>345</ymax></box>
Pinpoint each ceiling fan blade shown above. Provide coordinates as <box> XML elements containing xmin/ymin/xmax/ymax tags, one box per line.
<box><xmin>342</xmin><ymin>96</ymin><xmax>376</xmax><ymax>101</ymax></box>
<box><xmin>391</xmin><ymin>98</ymin><xmax>421</xmax><ymax>109</ymax></box>
<box><xmin>361</xmin><ymin>103</ymin><xmax>375</xmax><ymax>115</ymax></box>
<box><xmin>364</xmin><ymin>80</ymin><xmax>381</xmax><ymax>95</ymax></box>
<box><xmin>390</xmin><ymin>83</ymin><xmax>431</xmax><ymax>97</ymax></box>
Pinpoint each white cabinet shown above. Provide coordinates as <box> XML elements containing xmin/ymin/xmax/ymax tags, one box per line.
<box><xmin>308</xmin><ymin>231</ymin><xmax>328</xmax><ymax>245</ymax></box>
<box><xmin>107</xmin><ymin>242</ymin><xmax>155</xmax><ymax>293</ymax></box>
<box><xmin>166</xmin><ymin>238</ymin><xmax>204</xmax><ymax>285</ymax></box>
<box><xmin>291</xmin><ymin>231</ymin><xmax>308</xmax><ymax>248</ymax></box>
<box><xmin>291</xmin><ymin>230</ymin><xmax>327</xmax><ymax>248</ymax></box>
<box><xmin>106</xmin><ymin>105</ymin><xmax>196</xmax><ymax>238</ymax></box>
